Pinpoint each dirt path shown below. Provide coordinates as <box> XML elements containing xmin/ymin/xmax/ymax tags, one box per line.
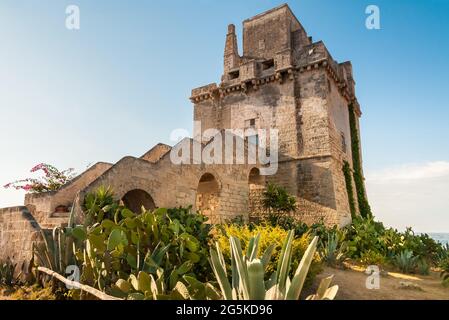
<box><xmin>312</xmin><ymin>265</ymin><xmax>449</xmax><ymax>300</ymax></box>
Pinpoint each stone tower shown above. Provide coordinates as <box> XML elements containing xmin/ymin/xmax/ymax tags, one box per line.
<box><xmin>190</xmin><ymin>4</ymin><xmax>368</xmax><ymax>226</ymax></box>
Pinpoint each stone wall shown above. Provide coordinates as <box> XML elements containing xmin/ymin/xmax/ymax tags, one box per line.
<box><xmin>242</xmin><ymin>5</ymin><xmax>310</xmax><ymax>60</ymax></box>
<box><xmin>73</xmin><ymin>138</ymin><xmax>263</xmax><ymax>225</ymax></box>
<box><xmin>0</xmin><ymin>206</ymin><xmax>42</xmax><ymax>269</ymax></box>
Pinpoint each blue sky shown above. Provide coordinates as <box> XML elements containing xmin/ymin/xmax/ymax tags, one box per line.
<box><xmin>1</xmin><ymin>0</ymin><xmax>448</xmax><ymax>232</ymax></box>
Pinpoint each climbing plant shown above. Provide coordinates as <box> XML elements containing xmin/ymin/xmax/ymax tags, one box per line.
<box><xmin>342</xmin><ymin>161</ymin><xmax>356</xmax><ymax>219</ymax></box>
<box><xmin>348</xmin><ymin>104</ymin><xmax>372</xmax><ymax>218</ymax></box>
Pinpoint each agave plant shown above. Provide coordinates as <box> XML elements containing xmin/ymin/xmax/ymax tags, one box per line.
<box><xmin>394</xmin><ymin>250</ymin><xmax>417</xmax><ymax>274</ymax></box>
<box><xmin>32</xmin><ymin>205</ymin><xmax>80</xmax><ymax>287</ymax></box>
<box><xmin>320</xmin><ymin>231</ymin><xmax>347</xmax><ymax>267</ymax></box>
<box><xmin>33</xmin><ymin>228</ymin><xmax>74</xmax><ymax>274</ymax></box>
<box><xmin>209</xmin><ymin>231</ymin><xmax>338</xmax><ymax>300</ymax></box>
<box><xmin>0</xmin><ymin>259</ymin><xmax>18</xmax><ymax>286</ymax></box>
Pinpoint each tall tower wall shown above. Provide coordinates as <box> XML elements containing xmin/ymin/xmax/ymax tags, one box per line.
<box><xmin>190</xmin><ymin>4</ymin><xmax>367</xmax><ymax>226</ymax></box>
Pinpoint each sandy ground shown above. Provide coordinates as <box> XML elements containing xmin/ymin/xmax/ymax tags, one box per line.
<box><xmin>308</xmin><ymin>264</ymin><xmax>449</xmax><ymax>300</ymax></box>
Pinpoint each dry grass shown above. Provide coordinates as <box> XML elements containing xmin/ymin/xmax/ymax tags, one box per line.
<box><xmin>0</xmin><ymin>284</ymin><xmax>56</xmax><ymax>300</ymax></box>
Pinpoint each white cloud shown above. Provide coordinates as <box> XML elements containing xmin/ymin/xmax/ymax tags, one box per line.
<box><xmin>366</xmin><ymin>161</ymin><xmax>449</xmax><ymax>233</ymax></box>
<box><xmin>366</xmin><ymin>161</ymin><xmax>449</xmax><ymax>183</ymax></box>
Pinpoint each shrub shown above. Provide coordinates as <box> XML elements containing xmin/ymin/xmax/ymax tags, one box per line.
<box><xmin>259</xmin><ymin>213</ymin><xmax>446</xmax><ymax>274</ymax></box>
<box><xmin>416</xmin><ymin>259</ymin><xmax>430</xmax><ymax>276</ymax></box>
<box><xmin>214</xmin><ymin>224</ymin><xmax>321</xmax><ymax>287</ymax></box>
<box><xmin>438</xmin><ymin>246</ymin><xmax>449</xmax><ymax>285</ymax></box>
<box><xmin>394</xmin><ymin>250</ymin><xmax>418</xmax><ymax>274</ymax></box>
<box><xmin>346</xmin><ymin>216</ymin><xmax>388</xmax><ymax>260</ymax></box>
<box><xmin>82</xmin><ymin>186</ymin><xmax>119</xmax><ymax>225</ymax></box>
<box><xmin>263</xmin><ymin>214</ymin><xmax>309</xmax><ymax>237</ymax></box>
<box><xmin>359</xmin><ymin>250</ymin><xmax>386</xmax><ymax>266</ymax></box>
<box><xmin>262</xmin><ymin>183</ymin><xmax>297</xmax><ymax>215</ymax></box>
<box><xmin>344</xmin><ymin>216</ymin><xmax>446</xmax><ymax>270</ymax></box>
<box><xmin>400</xmin><ymin>230</ymin><xmax>442</xmax><ymax>266</ymax></box>
<box><xmin>69</xmin><ymin>189</ymin><xmax>214</xmax><ymax>298</ymax></box>
<box><xmin>440</xmin><ymin>259</ymin><xmax>449</xmax><ymax>286</ymax></box>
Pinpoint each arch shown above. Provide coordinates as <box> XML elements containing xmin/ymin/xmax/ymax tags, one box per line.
<box><xmin>248</xmin><ymin>167</ymin><xmax>265</xmax><ymax>188</ymax></box>
<box><xmin>121</xmin><ymin>189</ymin><xmax>156</xmax><ymax>213</ymax></box>
<box><xmin>248</xmin><ymin>167</ymin><xmax>266</xmax><ymax>220</ymax></box>
<box><xmin>196</xmin><ymin>173</ymin><xmax>220</xmax><ymax>221</ymax></box>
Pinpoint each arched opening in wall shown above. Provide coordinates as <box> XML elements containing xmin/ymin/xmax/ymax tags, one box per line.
<box><xmin>196</xmin><ymin>173</ymin><xmax>220</xmax><ymax>222</ymax></box>
<box><xmin>121</xmin><ymin>189</ymin><xmax>156</xmax><ymax>213</ymax></box>
<box><xmin>248</xmin><ymin>168</ymin><xmax>266</xmax><ymax>221</ymax></box>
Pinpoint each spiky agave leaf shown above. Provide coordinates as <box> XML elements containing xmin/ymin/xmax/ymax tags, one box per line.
<box><xmin>285</xmin><ymin>236</ymin><xmax>319</xmax><ymax>300</ymax></box>
<box><xmin>230</xmin><ymin>237</ymin><xmax>250</xmax><ymax>300</ymax></box>
<box><xmin>276</xmin><ymin>230</ymin><xmax>295</xmax><ymax>293</ymax></box>
<box><xmin>247</xmin><ymin>259</ymin><xmax>265</xmax><ymax>300</ymax></box>
<box><xmin>209</xmin><ymin>244</ymin><xmax>233</xmax><ymax>300</ymax></box>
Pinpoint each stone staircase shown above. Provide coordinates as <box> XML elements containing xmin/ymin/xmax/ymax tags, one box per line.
<box><xmin>40</xmin><ymin>211</ymin><xmax>70</xmax><ymax>229</ymax></box>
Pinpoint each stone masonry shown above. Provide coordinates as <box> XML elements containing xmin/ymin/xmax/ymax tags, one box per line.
<box><xmin>0</xmin><ymin>4</ymin><xmax>368</xmax><ymax>269</ymax></box>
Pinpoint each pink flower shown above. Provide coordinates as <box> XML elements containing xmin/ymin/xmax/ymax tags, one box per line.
<box><xmin>5</xmin><ymin>163</ymin><xmax>75</xmax><ymax>194</ymax></box>
<box><xmin>31</xmin><ymin>163</ymin><xmax>44</xmax><ymax>173</ymax></box>
<box><xmin>22</xmin><ymin>184</ymin><xmax>33</xmax><ymax>191</ymax></box>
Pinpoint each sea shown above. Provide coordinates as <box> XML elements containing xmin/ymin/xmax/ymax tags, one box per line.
<box><xmin>427</xmin><ymin>233</ymin><xmax>449</xmax><ymax>246</ymax></box>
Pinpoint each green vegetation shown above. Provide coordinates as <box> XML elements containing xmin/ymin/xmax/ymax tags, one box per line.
<box><xmin>215</xmin><ymin>224</ymin><xmax>322</xmax><ymax>287</ymax></box>
<box><xmin>70</xmin><ymin>187</ymin><xmax>213</xmax><ymax>299</ymax></box>
<box><xmin>320</xmin><ymin>230</ymin><xmax>348</xmax><ymax>267</ymax></box>
<box><xmin>345</xmin><ymin>217</ymin><xmax>447</xmax><ymax>271</ymax></box>
<box><xmin>439</xmin><ymin>245</ymin><xmax>449</xmax><ymax>286</ymax></box>
<box><xmin>24</xmin><ymin>185</ymin><xmax>449</xmax><ymax>299</ymax></box>
<box><xmin>342</xmin><ymin>161</ymin><xmax>356</xmax><ymax>219</ymax></box>
<box><xmin>0</xmin><ymin>259</ymin><xmax>18</xmax><ymax>287</ymax></box>
<box><xmin>259</xmin><ymin>208</ymin><xmax>448</xmax><ymax>277</ymax></box>
<box><xmin>394</xmin><ymin>250</ymin><xmax>418</xmax><ymax>274</ymax></box>
<box><xmin>348</xmin><ymin>104</ymin><xmax>372</xmax><ymax>218</ymax></box>
<box><xmin>262</xmin><ymin>183</ymin><xmax>297</xmax><ymax>217</ymax></box>
<box><xmin>210</xmin><ymin>232</ymin><xmax>338</xmax><ymax>300</ymax></box>
<box><xmin>26</xmin><ymin>187</ymin><xmax>337</xmax><ymax>300</ymax></box>
<box><xmin>416</xmin><ymin>259</ymin><xmax>430</xmax><ymax>276</ymax></box>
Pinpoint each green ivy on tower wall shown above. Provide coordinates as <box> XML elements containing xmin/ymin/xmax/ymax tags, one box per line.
<box><xmin>342</xmin><ymin>161</ymin><xmax>356</xmax><ymax>219</ymax></box>
<box><xmin>348</xmin><ymin>104</ymin><xmax>372</xmax><ymax>218</ymax></box>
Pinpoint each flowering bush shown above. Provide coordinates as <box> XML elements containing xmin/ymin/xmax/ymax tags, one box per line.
<box><xmin>3</xmin><ymin>163</ymin><xmax>76</xmax><ymax>193</ymax></box>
